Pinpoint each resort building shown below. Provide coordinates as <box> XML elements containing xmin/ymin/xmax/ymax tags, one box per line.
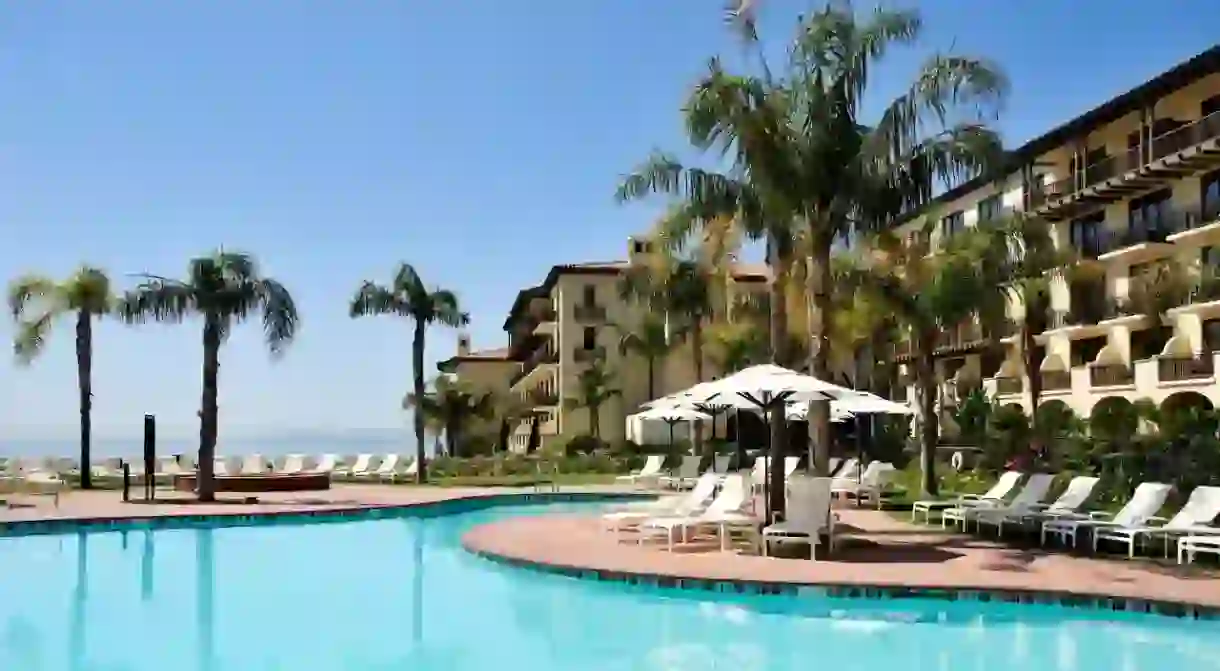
<box><xmin>894</xmin><ymin>45</ymin><xmax>1220</xmax><ymax>424</ymax></box>
<box><xmin>440</xmin><ymin>237</ymin><xmax>770</xmax><ymax>453</ymax></box>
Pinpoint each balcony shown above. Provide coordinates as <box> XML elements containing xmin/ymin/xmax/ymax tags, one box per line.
<box><xmin>1157</xmin><ymin>355</ymin><xmax>1215</xmax><ymax>382</ymax></box>
<box><xmin>573</xmin><ymin>303</ymin><xmax>606</xmax><ymax>322</ymax></box>
<box><xmin>995</xmin><ymin>376</ymin><xmax>1023</xmax><ymax>395</ymax></box>
<box><xmin>1089</xmin><ymin>363</ymin><xmax>1133</xmax><ymax>387</ymax></box>
<box><xmin>1100</xmin><ymin>295</ymin><xmax>1139</xmax><ymax>323</ymax></box>
<box><xmin>1165</xmin><ymin>197</ymin><xmax>1220</xmax><ymax>244</ymax></box>
<box><xmin>1041</xmin><ymin>370</ymin><xmax>1071</xmax><ymax>391</ymax></box>
<box><xmin>509</xmin><ymin>346</ymin><xmax>558</xmax><ymax>388</ymax></box>
<box><xmin>1097</xmin><ymin>224</ymin><xmax>1173</xmax><ymax>263</ymax></box>
<box><xmin>532</xmin><ymin>305</ymin><xmax>557</xmax><ymax>335</ymax></box>
<box><xmin>532</xmin><ymin>391</ymin><xmax>560</xmax><ymax>407</ymax></box>
<box><xmin>1031</xmin><ymin>110</ymin><xmax>1220</xmax><ymax>221</ymax></box>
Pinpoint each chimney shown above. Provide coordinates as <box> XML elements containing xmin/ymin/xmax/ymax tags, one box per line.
<box><xmin>627</xmin><ymin>235</ymin><xmax>653</xmax><ymax>265</ymax></box>
<box><xmin>457</xmin><ymin>333</ymin><xmax>471</xmax><ymax>356</ymax></box>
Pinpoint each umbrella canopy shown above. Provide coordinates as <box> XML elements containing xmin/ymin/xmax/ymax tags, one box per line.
<box><xmin>640</xmin><ymin>380</ymin><xmax>723</xmax><ymax>410</ymax></box>
<box><xmin>687</xmin><ymin>364</ymin><xmax>862</xmax><ymax>409</ymax></box>
<box><xmin>834</xmin><ymin>393</ymin><xmax>914</xmax><ymax>416</ymax></box>
<box><xmin>635</xmin><ymin>404</ymin><xmax>709</xmax><ymax>422</ymax></box>
<box><xmin>784</xmin><ymin>403</ymin><xmax>855</xmax><ymax>423</ymax></box>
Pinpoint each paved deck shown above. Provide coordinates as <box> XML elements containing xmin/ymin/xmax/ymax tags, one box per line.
<box><xmin>462</xmin><ymin>507</ymin><xmax>1220</xmax><ymax>609</ymax></box>
<box><xmin>0</xmin><ymin>484</ymin><xmax>626</xmax><ymax>524</ymax></box>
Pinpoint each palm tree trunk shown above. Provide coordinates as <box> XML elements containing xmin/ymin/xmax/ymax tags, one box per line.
<box><xmin>1022</xmin><ymin>323</ymin><xmax>1043</xmax><ymax>467</ymax></box>
<box><xmin>766</xmin><ymin>235</ymin><xmax>788</xmax><ymax>518</ymax></box>
<box><xmin>590</xmin><ymin>403</ymin><xmax>601</xmax><ymax>439</ymax></box>
<box><xmin>646</xmin><ymin>357</ymin><xmax>655</xmax><ymax>400</ymax></box>
<box><xmin>915</xmin><ymin>332</ymin><xmax>939</xmax><ymax>496</ymax></box>
<box><xmin>692</xmin><ymin>320</ymin><xmax>708</xmax><ymax>464</ymax></box>
<box><xmin>445</xmin><ymin>417</ymin><xmax>458</xmax><ymax>457</ymax></box>
<box><xmin>75</xmin><ymin>311</ymin><xmax>93</xmax><ymax>490</ymax></box>
<box><xmin>807</xmin><ymin>234</ymin><xmax>833</xmax><ymax>476</ymax></box>
<box><xmin>412</xmin><ymin>321</ymin><xmax>428</xmax><ymax>484</ymax></box>
<box><xmin>198</xmin><ymin>316</ymin><xmax>222</xmax><ymax>502</ymax></box>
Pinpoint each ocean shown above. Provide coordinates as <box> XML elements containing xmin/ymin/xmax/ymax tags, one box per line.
<box><xmin>0</xmin><ymin>428</ymin><xmax>431</xmax><ymax>461</ymax></box>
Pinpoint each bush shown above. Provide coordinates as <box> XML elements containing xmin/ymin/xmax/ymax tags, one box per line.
<box><xmin>563</xmin><ymin>434</ymin><xmax>608</xmax><ymax>456</ymax></box>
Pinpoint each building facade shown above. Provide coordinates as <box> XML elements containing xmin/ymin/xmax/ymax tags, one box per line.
<box><xmin>893</xmin><ymin>46</ymin><xmax>1220</xmax><ymax>424</ymax></box>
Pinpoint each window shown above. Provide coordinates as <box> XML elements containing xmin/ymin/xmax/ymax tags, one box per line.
<box><xmin>581</xmin><ymin>327</ymin><xmax>597</xmax><ymax>351</ymax></box>
<box><xmin>977</xmin><ymin>196</ymin><xmax>1002</xmax><ymax>224</ymax></box>
<box><xmin>1203</xmin><ymin>246</ymin><xmax>1219</xmax><ymax>268</ymax></box>
<box><xmin>940</xmin><ymin>211</ymin><xmax>964</xmax><ymax>241</ymax></box>
<box><xmin>1204</xmin><ymin>171</ymin><xmax>1220</xmax><ymax>220</ymax></box>
<box><xmin>1069</xmin><ymin>212</ymin><xmax>1104</xmax><ymax>255</ymax></box>
<box><xmin>1128</xmin><ymin>189</ymin><xmax>1172</xmax><ymax>233</ymax></box>
<box><xmin>1203</xmin><ymin>95</ymin><xmax>1220</xmax><ymax>119</ymax></box>
<box><xmin>632</xmin><ymin>240</ymin><xmax>650</xmax><ymax>254</ymax></box>
<box><xmin>582</xmin><ymin>285</ymin><xmax>597</xmax><ymax>306</ymax></box>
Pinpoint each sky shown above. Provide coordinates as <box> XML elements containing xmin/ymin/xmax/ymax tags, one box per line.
<box><xmin>0</xmin><ymin>1</ymin><xmax>1217</xmax><ymax>440</ymax></box>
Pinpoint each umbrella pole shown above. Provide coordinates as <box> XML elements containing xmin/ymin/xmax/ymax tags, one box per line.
<box><xmin>762</xmin><ymin>398</ymin><xmax>772</xmax><ymax>525</ymax></box>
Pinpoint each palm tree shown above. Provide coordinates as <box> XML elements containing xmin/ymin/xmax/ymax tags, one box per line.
<box><xmin>845</xmin><ymin>226</ymin><xmax>1000</xmax><ymax>494</ymax></box>
<box><xmin>613</xmin><ymin>314</ymin><xmax>672</xmax><ymax>400</ymax></box>
<box><xmin>350</xmin><ymin>263</ymin><xmax>468</xmax><ymax>483</ymax></box>
<box><xmin>118</xmin><ymin>252</ymin><xmax>298</xmax><ymax>501</ymax></box>
<box><xmin>7</xmin><ymin>267</ymin><xmax>113</xmax><ymax>489</ymax></box>
<box><xmin>706</xmin><ymin>320</ymin><xmax>767</xmax><ymax>374</ymax></box>
<box><xmin>404</xmin><ymin>376</ymin><xmax>494</xmax><ymax>457</ymax></box>
<box><xmin>562</xmin><ymin>350</ymin><xmax>620</xmax><ymax>440</ymax></box>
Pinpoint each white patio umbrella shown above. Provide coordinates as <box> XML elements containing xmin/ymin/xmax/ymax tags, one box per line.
<box><xmin>636</xmin><ymin>404</ymin><xmax>708</xmax><ymax>453</ymax></box>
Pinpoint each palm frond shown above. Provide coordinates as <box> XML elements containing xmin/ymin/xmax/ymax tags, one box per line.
<box><xmin>349</xmin><ymin>282</ymin><xmax>403</xmax><ymax>318</ymax></box>
<box><xmin>12</xmin><ymin>311</ymin><xmax>54</xmax><ymax>364</ymax></box>
<box><xmin>428</xmin><ymin>289</ymin><xmax>469</xmax><ymax>328</ymax></box>
<box><xmin>392</xmin><ymin>263</ymin><xmax>429</xmax><ymax>308</ymax></box>
<box><xmin>7</xmin><ymin>275</ymin><xmax>59</xmax><ymax>320</ymax></box>
<box><xmin>258</xmin><ymin>278</ymin><xmax>299</xmax><ymax>356</ymax></box>
<box><xmin>117</xmin><ymin>277</ymin><xmax>195</xmax><ymax>324</ymax></box>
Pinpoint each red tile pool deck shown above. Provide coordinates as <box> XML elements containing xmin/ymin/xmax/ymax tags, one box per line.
<box><xmin>461</xmin><ymin>506</ymin><xmax>1220</xmax><ymax>610</ymax></box>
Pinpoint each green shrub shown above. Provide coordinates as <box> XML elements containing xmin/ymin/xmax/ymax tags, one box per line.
<box><xmin>563</xmin><ymin>434</ymin><xmax>608</xmax><ymax>456</ymax></box>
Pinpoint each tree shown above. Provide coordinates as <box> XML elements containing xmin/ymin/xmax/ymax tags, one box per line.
<box><xmin>706</xmin><ymin>320</ymin><xmax>767</xmax><ymax>374</ymax></box>
<box><xmin>613</xmin><ymin>314</ymin><xmax>672</xmax><ymax>400</ymax></box>
<box><xmin>118</xmin><ymin>252</ymin><xmax>298</xmax><ymax>501</ymax></box>
<box><xmin>845</xmin><ymin>225</ymin><xmax>1001</xmax><ymax>494</ymax></box>
<box><xmin>350</xmin><ymin>263</ymin><xmax>468</xmax><ymax>483</ymax></box>
<box><xmin>404</xmin><ymin>376</ymin><xmax>494</xmax><ymax>457</ymax></box>
<box><xmin>8</xmin><ymin>267</ymin><xmax>113</xmax><ymax>489</ymax></box>
<box><xmin>562</xmin><ymin>350</ymin><xmax>620</xmax><ymax>439</ymax></box>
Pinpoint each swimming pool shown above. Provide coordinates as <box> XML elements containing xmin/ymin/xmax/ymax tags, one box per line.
<box><xmin>1</xmin><ymin>499</ymin><xmax>1217</xmax><ymax>671</ymax></box>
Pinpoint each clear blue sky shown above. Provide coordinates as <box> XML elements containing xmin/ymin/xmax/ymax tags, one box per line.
<box><xmin>0</xmin><ymin>1</ymin><xmax>1216</xmax><ymax>439</ymax></box>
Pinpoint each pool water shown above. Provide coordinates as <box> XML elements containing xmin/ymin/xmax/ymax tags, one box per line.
<box><xmin>1</xmin><ymin>501</ymin><xmax>1218</xmax><ymax>671</ymax></box>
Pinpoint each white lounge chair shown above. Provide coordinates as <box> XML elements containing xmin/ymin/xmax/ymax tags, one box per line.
<box><xmin>910</xmin><ymin>470</ymin><xmax>1023</xmax><ymax>524</ymax></box>
<box><xmin>336</xmin><ymin>454</ymin><xmax>376</xmax><ymax>479</ymax></box>
<box><xmin>603</xmin><ymin>472</ymin><xmax>719</xmax><ymax>533</ymax></box>
<box><xmin>763</xmin><ymin>477</ymin><xmax>834</xmax><ymax>559</ymax></box>
<box><xmin>659</xmin><ymin>456</ymin><xmax>701</xmax><ymax>490</ymax></box>
<box><xmin>1178</xmin><ymin>534</ymin><xmax>1220</xmax><ymax>565</ymax></box>
<box><xmin>1093</xmin><ymin>485</ymin><xmax>1220</xmax><ymax>558</ymax></box>
<box><xmin>355</xmin><ymin>454</ymin><xmax>401</xmax><ymax>481</ymax></box>
<box><xmin>830</xmin><ymin>461</ymin><xmax>895</xmax><ymax>508</ymax></box>
<box><xmin>638</xmin><ymin>474</ymin><xmax>753</xmax><ymax>552</ymax></box>
<box><xmin>616</xmin><ymin>455</ymin><xmax>664</xmax><ymax>486</ymax></box>
<box><xmin>239</xmin><ymin>455</ymin><xmax>267</xmax><ymax>475</ymax></box>
<box><xmin>212</xmin><ymin>458</ymin><xmax>232</xmax><ymax>477</ymax></box>
<box><xmin>1041</xmin><ymin>482</ymin><xmax>1172</xmax><ymax>548</ymax></box>
<box><xmin>943</xmin><ymin>473</ymin><xmax>1055</xmax><ymax>531</ymax></box>
<box><xmin>829</xmin><ymin>457</ymin><xmax>860</xmax><ymax>483</ymax></box>
<box><xmin>278</xmin><ymin>454</ymin><xmax>307</xmax><ymax>475</ymax></box>
<box><xmin>827</xmin><ymin>457</ymin><xmax>844</xmax><ymax>477</ymax></box>
<box><xmin>394</xmin><ymin>457</ymin><xmax>419</xmax><ymax>481</ymax></box>
<box><xmin>309</xmin><ymin>454</ymin><xmax>338</xmax><ymax>475</ymax></box>
<box><xmin>89</xmin><ymin>457</ymin><xmax>125</xmax><ymax>480</ymax></box>
<box><xmin>974</xmin><ymin>475</ymin><xmax>1100</xmax><ymax>537</ymax></box>
<box><xmin>14</xmin><ymin>471</ymin><xmax>66</xmax><ymax>506</ymax></box>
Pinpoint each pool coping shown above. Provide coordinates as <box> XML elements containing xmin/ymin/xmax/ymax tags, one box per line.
<box><xmin>461</xmin><ymin>518</ymin><xmax>1220</xmax><ymax>621</ymax></box>
<box><xmin>0</xmin><ymin>491</ymin><xmax>647</xmax><ymax>536</ymax></box>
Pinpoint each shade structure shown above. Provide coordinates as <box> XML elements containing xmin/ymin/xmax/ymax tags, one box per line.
<box><xmin>783</xmin><ymin>403</ymin><xmax>854</xmax><ymax>423</ymax></box>
<box><xmin>640</xmin><ymin>381</ymin><xmax>723</xmax><ymax>410</ymax></box>
<box><xmin>685</xmin><ymin>364</ymin><xmax>863</xmax><ymax>409</ymax></box>
<box><xmin>635</xmin><ymin>405</ymin><xmax>708</xmax><ymax>422</ymax></box>
<box><xmin>784</xmin><ymin>393</ymin><xmax>913</xmax><ymax>420</ymax></box>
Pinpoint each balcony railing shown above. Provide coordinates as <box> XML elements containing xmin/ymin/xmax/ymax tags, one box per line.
<box><xmin>1032</xmin><ymin>111</ymin><xmax>1220</xmax><ymax>211</ymax></box>
<box><xmin>1098</xmin><ymin>224</ymin><xmax>1171</xmax><ymax>254</ymax></box>
<box><xmin>1157</xmin><ymin>355</ymin><xmax>1215</xmax><ymax>382</ymax></box>
<box><xmin>1101</xmin><ymin>296</ymin><xmax>1137</xmax><ymax>320</ymax></box>
<box><xmin>509</xmin><ymin>346</ymin><xmax>558</xmax><ymax>387</ymax></box>
<box><xmin>1041</xmin><ymin>370</ymin><xmax>1071</xmax><ymax>391</ymax></box>
<box><xmin>995</xmin><ymin>377</ymin><xmax>1023</xmax><ymax>395</ymax></box>
<box><xmin>1190</xmin><ymin>274</ymin><xmax>1220</xmax><ymax>304</ymax></box>
<box><xmin>1071</xmin><ymin>236</ymin><xmax>1105</xmax><ymax>259</ymax></box>
<box><xmin>1089</xmin><ymin>364</ymin><xmax>1133</xmax><ymax>387</ymax></box>
<box><xmin>573</xmin><ymin>303</ymin><xmax>606</xmax><ymax>322</ymax></box>
<box><xmin>532</xmin><ymin>391</ymin><xmax>560</xmax><ymax>407</ymax></box>
<box><xmin>536</xmin><ymin>305</ymin><xmax>557</xmax><ymax>321</ymax></box>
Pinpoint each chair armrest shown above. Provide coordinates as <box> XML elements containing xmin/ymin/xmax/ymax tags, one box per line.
<box><xmin>1087</xmin><ymin>511</ymin><xmax>1113</xmax><ymax>520</ymax></box>
<box><xmin>1145</xmin><ymin>516</ymin><xmax>1169</xmax><ymax>527</ymax></box>
<box><xmin>958</xmin><ymin>494</ymin><xmax>982</xmax><ymax>501</ymax></box>
<box><xmin>1024</xmin><ymin>503</ymin><xmax>1050</xmax><ymax>511</ymax></box>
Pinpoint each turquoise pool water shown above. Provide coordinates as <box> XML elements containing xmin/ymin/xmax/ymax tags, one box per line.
<box><xmin>1</xmin><ymin>500</ymin><xmax>1218</xmax><ymax>670</ymax></box>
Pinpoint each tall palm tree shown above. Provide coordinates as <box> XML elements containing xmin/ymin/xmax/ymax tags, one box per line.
<box><xmin>350</xmin><ymin>263</ymin><xmax>468</xmax><ymax>483</ymax></box>
<box><xmin>613</xmin><ymin>314</ymin><xmax>672</xmax><ymax>400</ymax></box>
<box><xmin>563</xmin><ymin>351</ymin><xmax>620</xmax><ymax>440</ymax></box>
<box><xmin>845</xmin><ymin>226</ymin><xmax>1000</xmax><ymax>494</ymax></box>
<box><xmin>706</xmin><ymin>320</ymin><xmax>767</xmax><ymax>374</ymax></box>
<box><xmin>7</xmin><ymin>267</ymin><xmax>113</xmax><ymax>489</ymax></box>
<box><xmin>404</xmin><ymin>376</ymin><xmax>494</xmax><ymax>457</ymax></box>
<box><xmin>118</xmin><ymin>251</ymin><xmax>298</xmax><ymax>502</ymax></box>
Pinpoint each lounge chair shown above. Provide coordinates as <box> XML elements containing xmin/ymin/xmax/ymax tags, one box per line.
<box><xmin>713</xmin><ymin>455</ymin><xmax>731</xmax><ymax>473</ymax></box>
<box><xmin>602</xmin><ymin>472</ymin><xmax>719</xmax><ymax>533</ymax></box>
<box><xmin>1041</xmin><ymin>482</ymin><xmax>1172</xmax><ymax>548</ymax></box>
<box><xmin>830</xmin><ymin>461</ymin><xmax>895</xmax><ymax>508</ymax></box>
<box><xmin>14</xmin><ymin>470</ymin><xmax>66</xmax><ymax>506</ymax></box>
<box><xmin>637</xmin><ymin>474</ymin><xmax>753</xmax><ymax>552</ymax></box>
<box><xmin>974</xmin><ymin>475</ymin><xmax>1100</xmax><ymax>537</ymax></box>
<box><xmin>89</xmin><ymin>457</ymin><xmax>125</xmax><ymax>480</ymax></box>
<box><xmin>336</xmin><ymin>454</ymin><xmax>376</xmax><ymax>479</ymax></box>
<box><xmin>277</xmin><ymin>454</ymin><xmax>307</xmax><ymax>475</ymax></box>
<box><xmin>616</xmin><ymin>455</ymin><xmax>663</xmax><ymax>486</ymax></box>
<box><xmin>213</xmin><ymin>457</ymin><xmax>235</xmax><ymax>477</ymax></box>
<box><xmin>309</xmin><ymin>454</ymin><xmax>338</xmax><ymax>475</ymax></box>
<box><xmin>355</xmin><ymin>454</ymin><xmax>401</xmax><ymax>481</ymax></box>
<box><xmin>763</xmin><ymin>477</ymin><xmax>834</xmax><ymax>559</ymax></box>
<box><xmin>827</xmin><ymin>457</ymin><xmax>844</xmax><ymax>477</ymax></box>
<box><xmin>830</xmin><ymin>458</ymin><xmax>859</xmax><ymax>483</ymax></box>
<box><xmin>658</xmin><ymin>456</ymin><xmax>701</xmax><ymax>490</ymax></box>
<box><xmin>910</xmin><ymin>470</ymin><xmax>1023</xmax><ymax>524</ymax></box>
<box><xmin>393</xmin><ymin>457</ymin><xmax>419</xmax><ymax>481</ymax></box>
<box><xmin>1178</xmin><ymin>533</ymin><xmax>1220</xmax><ymax>565</ymax></box>
<box><xmin>1093</xmin><ymin>485</ymin><xmax>1220</xmax><ymax>558</ymax></box>
<box><xmin>239</xmin><ymin>455</ymin><xmax>268</xmax><ymax>475</ymax></box>
<box><xmin>942</xmin><ymin>473</ymin><xmax>1055</xmax><ymax>531</ymax></box>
